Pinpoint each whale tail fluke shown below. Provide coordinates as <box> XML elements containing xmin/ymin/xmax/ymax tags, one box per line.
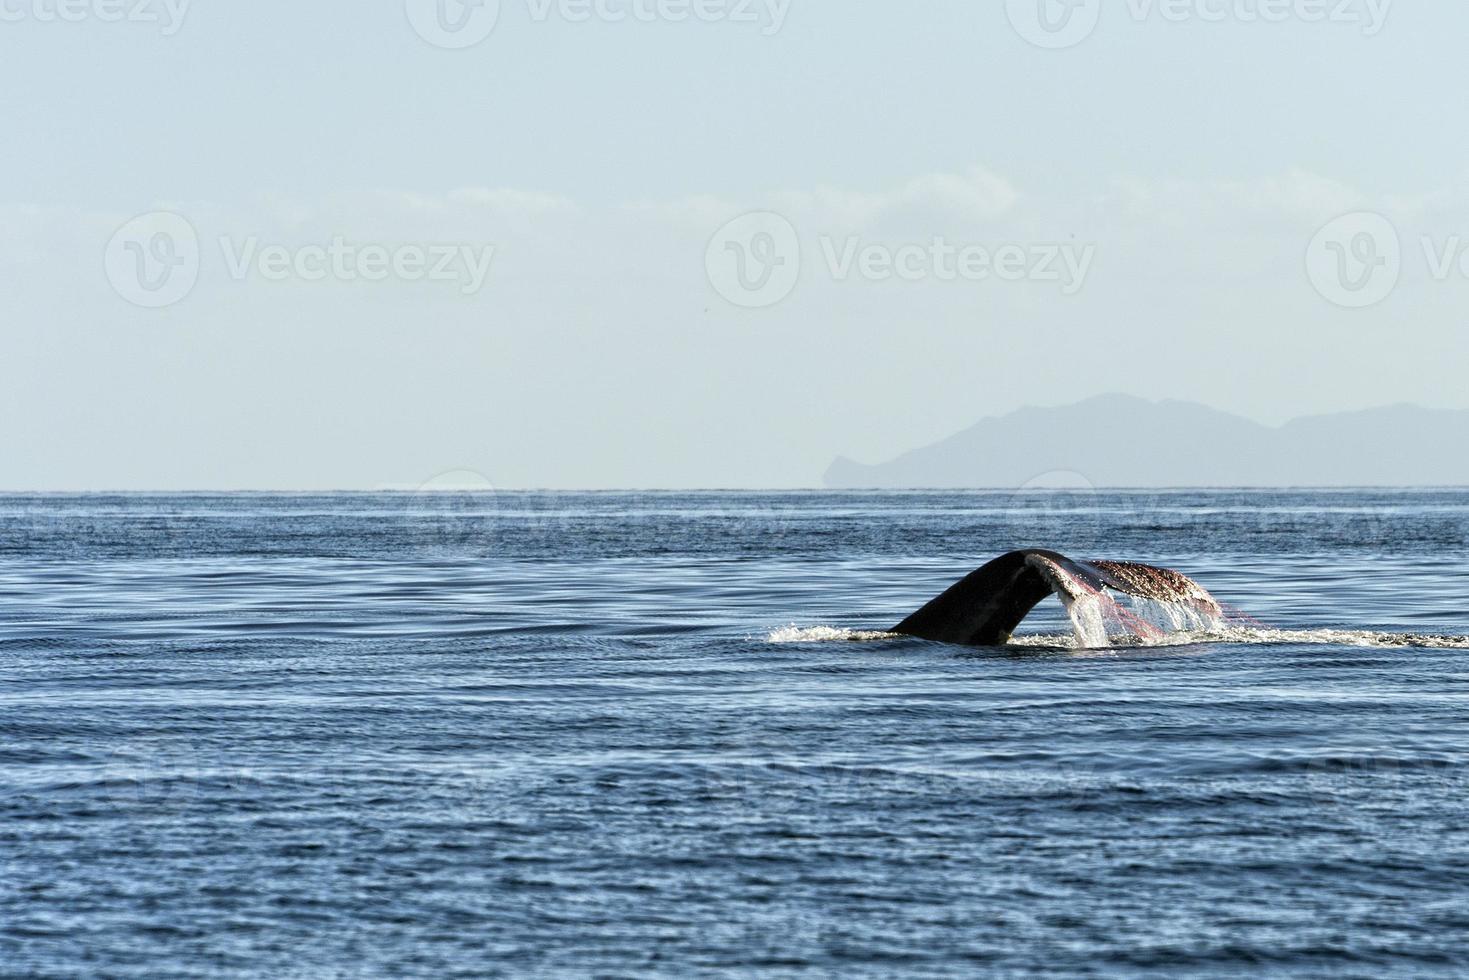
<box><xmin>893</xmin><ymin>550</ymin><xmax>1222</xmax><ymax>647</ymax></box>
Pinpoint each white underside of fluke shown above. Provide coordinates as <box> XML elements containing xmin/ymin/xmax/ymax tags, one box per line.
<box><xmin>1024</xmin><ymin>553</ymin><xmax>1225</xmax><ymax>649</ymax></box>
<box><xmin>1025</xmin><ymin>554</ymin><xmax>1112</xmax><ymax>648</ymax></box>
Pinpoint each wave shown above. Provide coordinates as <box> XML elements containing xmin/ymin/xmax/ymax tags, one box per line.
<box><xmin>768</xmin><ymin>624</ymin><xmax>1469</xmax><ymax>650</ymax></box>
<box><xmin>1008</xmin><ymin>626</ymin><xmax>1469</xmax><ymax>651</ymax></box>
<box><xmin>766</xmin><ymin>626</ymin><xmax>898</xmax><ymax>644</ymax></box>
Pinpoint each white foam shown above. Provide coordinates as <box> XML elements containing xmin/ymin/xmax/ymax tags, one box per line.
<box><xmin>1004</xmin><ymin>632</ymin><xmax>1085</xmax><ymax>649</ymax></box>
<box><xmin>767</xmin><ymin>623</ymin><xmax>1469</xmax><ymax>650</ymax></box>
<box><xmin>1210</xmin><ymin>626</ymin><xmax>1469</xmax><ymax>649</ymax></box>
<box><xmin>1006</xmin><ymin>625</ymin><xmax>1469</xmax><ymax>651</ymax></box>
<box><xmin>766</xmin><ymin>625</ymin><xmax>895</xmax><ymax>644</ymax></box>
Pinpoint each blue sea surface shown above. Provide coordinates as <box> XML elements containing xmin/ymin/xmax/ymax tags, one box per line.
<box><xmin>2</xmin><ymin>490</ymin><xmax>1469</xmax><ymax>977</ymax></box>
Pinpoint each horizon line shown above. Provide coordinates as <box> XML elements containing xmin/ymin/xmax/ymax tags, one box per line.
<box><xmin>4</xmin><ymin>485</ymin><xmax>1469</xmax><ymax>494</ymax></box>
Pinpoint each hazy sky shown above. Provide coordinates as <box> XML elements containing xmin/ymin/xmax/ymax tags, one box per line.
<box><xmin>3</xmin><ymin>0</ymin><xmax>1466</xmax><ymax>489</ymax></box>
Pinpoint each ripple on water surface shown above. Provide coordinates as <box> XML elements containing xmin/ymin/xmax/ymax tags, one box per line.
<box><xmin>2</xmin><ymin>492</ymin><xmax>1469</xmax><ymax>976</ymax></box>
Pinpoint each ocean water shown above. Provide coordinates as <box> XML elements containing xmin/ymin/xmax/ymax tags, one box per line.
<box><xmin>3</xmin><ymin>490</ymin><xmax>1469</xmax><ymax>978</ymax></box>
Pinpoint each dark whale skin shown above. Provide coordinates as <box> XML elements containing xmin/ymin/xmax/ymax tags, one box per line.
<box><xmin>893</xmin><ymin>550</ymin><xmax>1219</xmax><ymax>647</ymax></box>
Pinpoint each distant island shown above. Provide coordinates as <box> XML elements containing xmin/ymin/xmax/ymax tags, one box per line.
<box><xmin>824</xmin><ymin>395</ymin><xmax>1469</xmax><ymax>488</ymax></box>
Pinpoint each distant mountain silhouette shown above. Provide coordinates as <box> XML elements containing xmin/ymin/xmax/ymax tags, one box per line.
<box><xmin>824</xmin><ymin>395</ymin><xmax>1469</xmax><ymax>488</ymax></box>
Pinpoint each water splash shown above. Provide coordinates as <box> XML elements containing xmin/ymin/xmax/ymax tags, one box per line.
<box><xmin>994</xmin><ymin>626</ymin><xmax>1469</xmax><ymax>651</ymax></box>
<box><xmin>767</xmin><ymin>626</ymin><xmax>894</xmax><ymax>644</ymax></box>
<box><xmin>1021</xmin><ymin>553</ymin><xmax>1228</xmax><ymax>649</ymax></box>
<box><xmin>768</xmin><ymin>622</ymin><xmax>1469</xmax><ymax>650</ymax></box>
<box><xmin>1055</xmin><ymin>590</ymin><xmax>1114</xmax><ymax>649</ymax></box>
<box><xmin>1211</xmin><ymin>626</ymin><xmax>1469</xmax><ymax>649</ymax></box>
<box><xmin>1113</xmin><ymin>593</ymin><xmax>1226</xmax><ymax>634</ymax></box>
